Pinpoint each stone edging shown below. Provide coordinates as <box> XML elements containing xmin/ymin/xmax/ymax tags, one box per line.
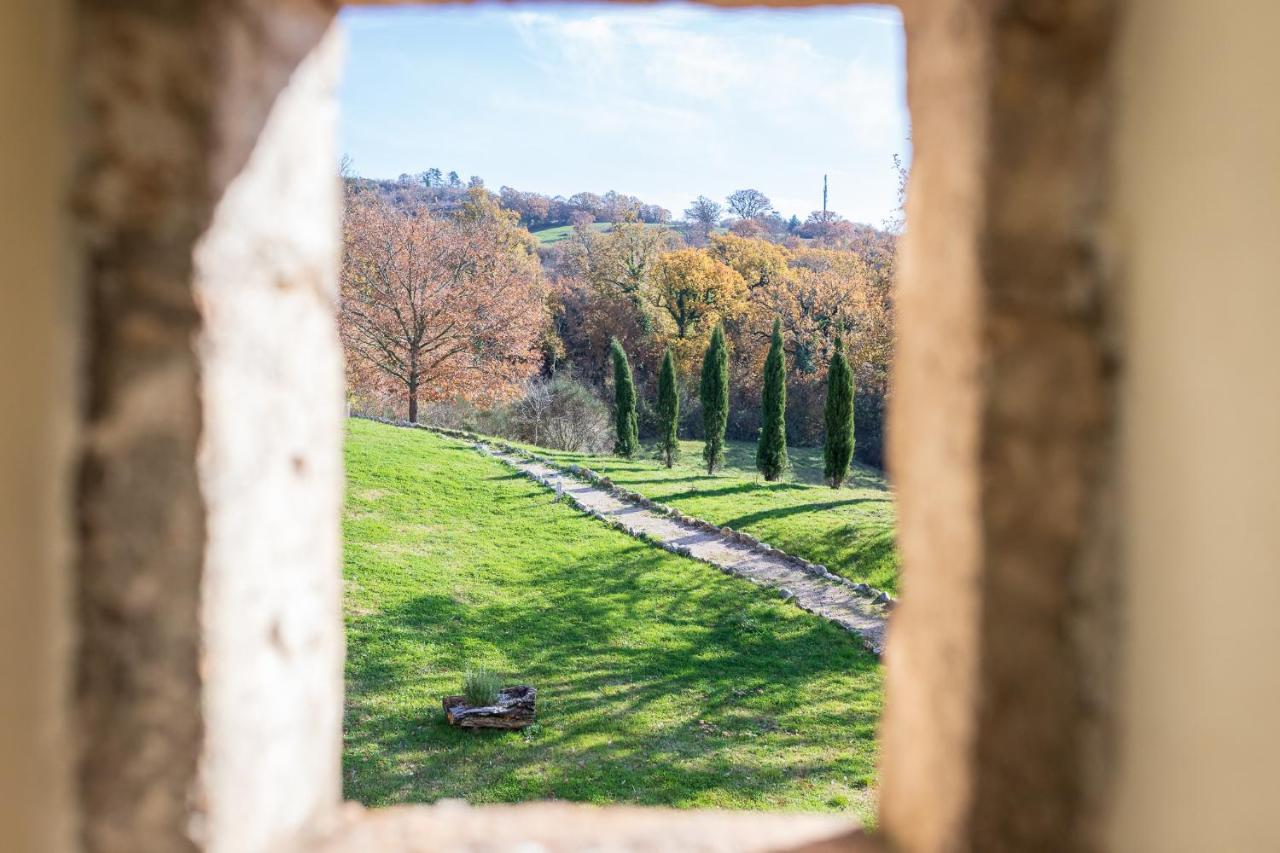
<box><xmin>357</xmin><ymin>416</ymin><xmax>897</xmax><ymax>611</ymax></box>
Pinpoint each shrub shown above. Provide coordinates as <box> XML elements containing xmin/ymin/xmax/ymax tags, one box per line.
<box><xmin>507</xmin><ymin>376</ymin><xmax>612</xmax><ymax>453</ymax></box>
<box><xmin>462</xmin><ymin>666</ymin><xmax>502</xmax><ymax>707</ymax></box>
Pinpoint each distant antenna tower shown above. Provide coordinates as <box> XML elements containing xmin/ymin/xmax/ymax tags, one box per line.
<box><xmin>822</xmin><ymin>174</ymin><xmax>829</xmax><ymax>217</ymax></box>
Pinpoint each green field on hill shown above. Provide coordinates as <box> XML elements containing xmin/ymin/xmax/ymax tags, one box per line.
<box><xmin>508</xmin><ymin>437</ymin><xmax>900</xmax><ymax>595</ymax></box>
<box><xmin>531</xmin><ymin>221</ymin><xmax>672</xmax><ymax>245</ymax></box>
<box><xmin>342</xmin><ymin>418</ymin><xmax>883</xmax><ymax>820</ymax></box>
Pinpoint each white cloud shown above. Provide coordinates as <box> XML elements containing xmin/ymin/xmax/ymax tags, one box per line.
<box><xmin>505</xmin><ymin>8</ymin><xmax>902</xmax><ymax>146</ymax></box>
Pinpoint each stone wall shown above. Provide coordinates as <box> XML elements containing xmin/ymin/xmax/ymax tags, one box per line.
<box><xmin>72</xmin><ymin>2</ymin><xmax>341</xmax><ymax>852</ymax></box>
<box><xmin>193</xmin><ymin>21</ymin><xmax>345</xmax><ymax>853</ymax></box>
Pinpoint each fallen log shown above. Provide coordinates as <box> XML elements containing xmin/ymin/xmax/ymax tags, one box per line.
<box><xmin>442</xmin><ymin>685</ymin><xmax>536</xmax><ymax>730</ymax></box>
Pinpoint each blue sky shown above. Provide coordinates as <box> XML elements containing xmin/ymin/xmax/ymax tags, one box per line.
<box><xmin>338</xmin><ymin>3</ymin><xmax>909</xmax><ymax>226</ymax></box>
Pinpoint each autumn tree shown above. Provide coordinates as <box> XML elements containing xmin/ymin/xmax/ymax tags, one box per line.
<box><xmin>656</xmin><ymin>348</ymin><xmax>680</xmax><ymax>468</ymax></box>
<box><xmin>752</xmin><ymin>247</ymin><xmax>883</xmax><ymax>376</ymax></box>
<box><xmin>569</xmin><ymin>191</ymin><xmax>604</xmax><ymax>219</ymax></box>
<box><xmin>647</xmin><ymin>248</ymin><xmax>746</xmax><ymax>372</ymax></box>
<box><xmin>800</xmin><ymin>209</ymin><xmax>854</xmax><ymax>242</ymax></box>
<box><xmin>601</xmin><ymin>189</ymin><xmax>645</xmax><ymax>222</ymax></box>
<box><xmin>610</xmin><ymin>338</ymin><xmax>639</xmax><ymax>458</ymax></box>
<box><xmin>823</xmin><ymin>336</ymin><xmax>855</xmax><ymax>488</ymax></box>
<box><xmin>568</xmin><ymin>217</ymin><xmax>671</xmax><ymax>301</ymax></box>
<box><xmin>707</xmin><ymin>233</ymin><xmax>790</xmax><ymax>297</ymax></box>
<box><xmin>726</xmin><ymin>188</ymin><xmax>773</xmax><ymax>221</ymax></box>
<box><xmin>648</xmin><ymin>250</ymin><xmax>746</xmax><ymax>337</ymax></box>
<box><xmin>756</xmin><ymin>319</ymin><xmax>788</xmax><ymax>481</ymax></box>
<box><xmin>551</xmin><ymin>276</ymin><xmax>656</xmax><ymax>390</ymax></box>
<box><xmin>728</xmin><ymin>218</ymin><xmax>767</xmax><ymax>239</ymax></box>
<box><xmin>555</xmin><ymin>218</ymin><xmax>674</xmax><ymax>387</ymax></box>
<box><xmin>639</xmin><ymin>204</ymin><xmax>672</xmax><ymax>224</ymax></box>
<box><xmin>499</xmin><ymin>186</ymin><xmax>553</xmax><ymax>228</ymax></box>
<box><xmin>339</xmin><ymin>189</ymin><xmax>545</xmax><ymax>422</ymax></box>
<box><xmin>683</xmin><ymin>195</ymin><xmax>722</xmax><ymax>242</ymax></box>
<box><xmin>700</xmin><ymin>324</ymin><xmax>729</xmax><ymax>474</ymax></box>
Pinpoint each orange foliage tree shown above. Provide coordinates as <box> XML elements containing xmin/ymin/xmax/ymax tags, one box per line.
<box><xmin>339</xmin><ymin>188</ymin><xmax>546</xmax><ymax>422</ymax></box>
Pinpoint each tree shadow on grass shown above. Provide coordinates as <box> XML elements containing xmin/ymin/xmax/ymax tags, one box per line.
<box><xmin>749</xmin><ymin>522</ymin><xmax>899</xmax><ymax>594</ymax></box>
<box><xmin>343</xmin><ymin>546</ymin><xmax>882</xmax><ymax>811</ymax></box>
<box><xmin>611</xmin><ymin>475</ymin><xmax>726</xmax><ymax>486</ymax></box>
<box><xmin>652</xmin><ymin>481</ymin><xmax>811</xmax><ymax>502</ymax></box>
<box><xmin>745</xmin><ymin>522</ymin><xmax>900</xmax><ymax>593</ymax></box>
<box><xmin>555</xmin><ymin>443</ymin><xmax>886</xmax><ymax>490</ymax></box>
<box><xmin>720</xmin><ymin>498</ymin><xmax>891</xmax><ymax>530</ymax></box>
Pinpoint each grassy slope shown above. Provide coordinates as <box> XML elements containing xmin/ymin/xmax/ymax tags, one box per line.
<box><xmin>532</xmin><ymin>221</ymin><xmax>669</xmax><ymax>245</ymax></box>
<box><xmin>509</xmin><ymin>438</ymin><xmax>900</xmax><ymax>595</ymax></box>
<box><xmin>343</xmin><ymin>418</ymin><xmax>882</xmax><ymax>819</ymax></box>
<box><xmin>531</xmin><ymin>223</ymin><xmax>602</xmax><ymax>245</ymax></box>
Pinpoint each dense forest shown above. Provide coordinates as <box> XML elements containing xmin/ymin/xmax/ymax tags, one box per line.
<box><xmin>340</xmin><ymin>166</ymin><xmax>898</xmax><ymax>469</ymax></box>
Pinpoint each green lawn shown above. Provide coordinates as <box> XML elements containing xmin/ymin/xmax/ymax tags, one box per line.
<box><xmin>343</xmin><ymin>418</ymin><xmax>883</xmax><ymax>820</ymax></box>
<box><xmin>506</xmin><ymin>438</ymin><xmax>900</xmax><ymax>595</ymax></box>
<box><xmin>531</xmin><ymin>223</ymin><xmax>603</xmax><ymax>245</ymax></box>
<box><xmin>531</xmin><ymin>221</ymin><xmax>670</xmax><ymax>246</ymax></box>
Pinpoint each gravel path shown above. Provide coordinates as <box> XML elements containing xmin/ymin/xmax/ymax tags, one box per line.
<box><xmin>476</xmin><ymin>443</ymin><xmax>890</xmax><ymax>656</ymax></box>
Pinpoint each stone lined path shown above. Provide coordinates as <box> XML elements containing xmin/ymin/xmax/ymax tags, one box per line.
<box><xmin>475</xmin><ymin>442</ymin><xmax>890</xmax><ymax>656</ymax></box>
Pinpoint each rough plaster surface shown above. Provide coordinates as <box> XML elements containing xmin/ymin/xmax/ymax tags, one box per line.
<box><xmin>193</xmin><ymin>21</ymin><xmax>345</xmax><ymax>853</ymax></box>
<box><xmin>973</xmin><ymin>2</ymin><xmax>1118</xmax><ymax>850</ymax></box>
<box><xmin>469</xmin><ymin>437</ymin><xmax>890</xmax><ymax>654</ymax></box>
<box><xmin>74</xmin><ymin>2</ymin><xmax>215</xmax><ymax>848</ymax></box>
<box><xmin>73</xmin><ymin>2</ymin><xmax>339</xmax><ymax>851</ymax></box>
<box><xmin>882</xmin><ymin>1</ymin><xmax>1118</xmax><ymax>851</ymax></box>
<box><xmin>302</xmin><ymin>802</ymin><xmax>870</xmax><ymax>853</ymax></box>
<box><xmin>878</xmin><ymin>2</ymin><xmax>986</xmax><ymax>849</ymax></box>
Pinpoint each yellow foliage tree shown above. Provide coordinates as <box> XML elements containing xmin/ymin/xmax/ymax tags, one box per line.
<box><xmin>707</xmin><ymin>232</ymin><xmax>792</xmax><ymax>296</ymax></box>
<box><xmin>706</xmin><ymin>233</ymin><xmax>795</xmax><ymax>365</ymax></box>
<box><xmin>646</xmin><ymin>248</ymin><xmax>747</xmax><ymax>370</ymax></box>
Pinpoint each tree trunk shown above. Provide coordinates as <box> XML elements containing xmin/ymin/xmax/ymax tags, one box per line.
<box><xmin>442</xmin><ymin>686</ymin><xmax>536</xmax><ymax>730</ymax></box>
<box><xmin>408</xmin><ymin>350</ymin><xmax>419</xmax><ymax>423</ymax></box>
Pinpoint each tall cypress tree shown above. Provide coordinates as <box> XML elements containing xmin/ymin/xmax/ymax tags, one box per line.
<box><xmin>823</xmin><ymin>336</ymin><xmax>856</xmax><ymax>488</ymax></box>
<box><xmin>610</xmin><ymin>338</ymin><xmax>639</xmax><ymax>458</ymax></box>
<box><xmin>656</xmin><ymin>348</ymin><xmax>680</xmax><ymax>468</ymax></box>
<box><xmin>700</xmin><ymin>324</ymin><xmax>729</xmax><ymax>474</ymax></box>
<box><xmin>756</xmin><ymin>318</ymin><xmax>788</xmax><ymax>481</ymax></box>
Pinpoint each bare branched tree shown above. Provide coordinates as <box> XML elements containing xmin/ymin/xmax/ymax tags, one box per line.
<box><xmin>725</xmin><ymin>188</ymin><xmax>773</xmax><ymax>221</ymax></box>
